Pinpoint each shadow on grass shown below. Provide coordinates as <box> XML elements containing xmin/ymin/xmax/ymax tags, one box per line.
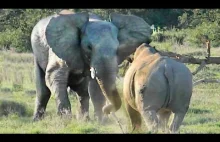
<box><xmin>0</xmin><ymin>87</ymin><xmax>13</xmax><ymax>94</ymax></box>
<box><xmin>0</xmin><ymin>100</ymin><xmax>31</xmax><ymax>117</ymax></box>
<box><xmin>24</xmin><ymin>90</ymin><xmax>36</xmax><ymax>96</ymax></box>
<box><xmin>182</xmin><ymin>117</ymin><xmax>214</xmax><ymax>126</ymax></box>
<box><xmin>188</xmin><ymin>108</ymin><xmax>211</xmax><ymax>114</ymax></box>
<box><xmin>182</xmin><ymin>108</ymin><xmax>212</xmax><ymax>126</ymax></box>
<box><xmin>186</xmin><ymin>51</ymin><xmax>205</xmax><ymax>57</ymax></box>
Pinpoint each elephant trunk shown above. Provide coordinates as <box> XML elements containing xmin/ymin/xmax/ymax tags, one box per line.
<box><xmin>91</xmin><ymin>57</ymin><xmax>122</xmax><ymax>114</ymax></box>
<box><xmin>96</xmin><ymin>77</ymin><xmax>122</xmax><ymax>114</ymax></box>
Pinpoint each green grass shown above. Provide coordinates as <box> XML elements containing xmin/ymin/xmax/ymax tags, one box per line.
<box><xmin>1</xmin><ymin>43</ymin><xmax>220</xmax><ymax>134</ymax></box>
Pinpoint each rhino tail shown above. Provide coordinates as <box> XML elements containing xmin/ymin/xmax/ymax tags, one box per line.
<box><xmin>164</xmin><ymin>61</ymin><xmax>174</xmax><ymax>106</ymax></box>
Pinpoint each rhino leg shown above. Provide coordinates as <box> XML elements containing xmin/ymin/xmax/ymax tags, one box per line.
<box><xmin>157</xmin><ymin>109</ymin><xmax>171</xmax><ymax>133</ymax></box>
<box><xmin>125</xmin><ymin>103</ymin><xmax>142</xmax><ymax>132</ymax></box>
<box><xmin>169</xmin><ymin>111</ymin><xmax>187</xmax><ymax>133</ymax></box>
<box><xmin>142</xmin><ymin>110</ymin><xmax>159</xmax><ymax>133</ymax></box>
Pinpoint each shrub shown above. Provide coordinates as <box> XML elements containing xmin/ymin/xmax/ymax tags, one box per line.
<box><xmin>151</xmin><ymin>27</ymin><xmax>186</xmax><ymax>45</ymax></box>
<box><xmin>185</xmin><ymin>22</ymin><xmax>220</xmax><ymax>48</ymax></box>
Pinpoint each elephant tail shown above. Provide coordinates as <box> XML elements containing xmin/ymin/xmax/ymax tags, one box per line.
<box><xmin>164</xmin><ymin>60</ymin><xmax>175</xmax><ymax>107</ymax></box>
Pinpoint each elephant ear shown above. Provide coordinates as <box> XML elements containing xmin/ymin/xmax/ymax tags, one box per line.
<box><xmin>110</xmin><ymin>13</ymin><xmax>152</xmax><ymax>64</ymax></box>
<box><xmin>46</xmin><ymin>12</ymin><xmax>89</xmax><ymax>62</ymax></box>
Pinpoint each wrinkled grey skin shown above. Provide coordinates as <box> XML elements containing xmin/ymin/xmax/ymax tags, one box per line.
<box><xmin>31</xmin><ymin>12</ymin><xmax>90</xmax><ymax>121</ymax></box>
<box><xmin>31</xmin><ymin>11</ymin><xmax>152</xmax><ymax>121</ymax></box>
<box><xmin>123</xmin><ymin>43</ymin><xmax>192</xmax><ymax>133</ymax></box>
<box><xmin>81</xmin><ymin>13</ymin><xmax>152</xmax><ymax>121</ymax></box>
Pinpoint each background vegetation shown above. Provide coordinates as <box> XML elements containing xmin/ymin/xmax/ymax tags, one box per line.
<box><xmin>0</xmin><ymin>9</ymin><xmax>220</xmax><ymax>52</ymax></box>
<box><xmin>0</xmin><ymin>9</ymin><xmax>220</xmax><ymax>133</ymax></box>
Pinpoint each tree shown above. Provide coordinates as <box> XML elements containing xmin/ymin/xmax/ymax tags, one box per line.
<box><xmin>0</xmin><ymin>9</ymin><xmax>62</xmax><ymax>52</ymax></box>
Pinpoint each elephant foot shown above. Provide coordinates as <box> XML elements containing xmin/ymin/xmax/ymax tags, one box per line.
<box><xmin>57</xmin><ymin>108</ymin><xmax>72</xmax><ymax>119</ymax></box>
<box><xmin>33</xmin><ymin>110</ymin><xmax>45</xmax><ymax>122</ymax></box>
<box><xmin>59</xmin><ymin>113</ymin><xmax>72</xmax><ymax>120</ymax></box>
<box><xmin>33</xmin><ymin>115</ymin><xmax>44</xmax><ymax>122</ymax></box>
<box><xmin>100</xmin><ymin>114</ymin><xmax>112</xmax><ymax>125</ymax></box>
<box><xmin>76</xmin><ymin>111</ymin><xmax>90</xmax><ymax>122</ymax></box>
<box><xmin>93</xmin><ymin>114</ymin><xmax>103</xmax><ymax>123</ymax></box>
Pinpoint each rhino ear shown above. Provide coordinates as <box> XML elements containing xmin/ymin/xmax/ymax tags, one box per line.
<box><xmin>110</xmin><ymin>13</ymin><xmax>152</xmax><ymax>64</ymax></box>
<box><xmin>133</xmin><ymin>43</ymin><xmax>148</xmax><ymax>60</ymax></box>
<box><xmin>46</xmin><ymin>12</ymin><xmax>89</xmax><ymax>61</ymax></box>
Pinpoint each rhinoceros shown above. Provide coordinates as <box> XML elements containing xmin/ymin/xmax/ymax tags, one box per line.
<box><xmin>123</xmin><ymin>43</ymin><xmax>192</xmax><ymax>133</ymax></box>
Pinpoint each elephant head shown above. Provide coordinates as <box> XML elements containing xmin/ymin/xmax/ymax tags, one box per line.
<box><xmin>81</xmin><ymin>13</ymin><xmax>152</xmax><ymax>116</ymax></box>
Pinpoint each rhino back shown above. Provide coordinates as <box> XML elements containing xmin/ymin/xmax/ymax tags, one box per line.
<box><xmin>162</xmin><ymin>58</ymin><xmax>192</xmax><ymax>111</ymax></box>
<box><xmin>134</xmin><ymin>57</ymin><xmax>169</xmax><ymax>110</ymax></box>
<box><xmin>167</xmin><ymin>58</ymin><xmax>192</xmax><ymax>90</ymax></box>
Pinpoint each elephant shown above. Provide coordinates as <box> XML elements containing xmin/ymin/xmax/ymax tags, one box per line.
<box><xmin>82</xmin><ymin>13</ymin><xmax>152</xmax><ymax>121</ymax></box>
<box><xmin>123</xmin><ymin>43</ymin><xmax>192</xmax><ymax>133</ymax></box>
<box><xmin>31</xmin><ymin>10</ymin><xmax>152</xmax><ymax>121</ymax></box>
<box><xmin>31</xmin><ymin>11</ymin><xmax>90</xmax><ymax>121</ymax></box>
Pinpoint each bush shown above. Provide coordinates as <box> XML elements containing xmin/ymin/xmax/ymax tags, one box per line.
<box><xmin>151</xmin><ymin>27</ymin><xmax>186</xmax><ymax>45</ymax></box>
<box><xmin>0</xmin><ymin>9</ymin><xmax>62</xmax><ymax>52</ymax></box>
<box><xmin>185</xmin><ymin>22</ymin><xmax>220</xmax><ymax>47</ymax></box>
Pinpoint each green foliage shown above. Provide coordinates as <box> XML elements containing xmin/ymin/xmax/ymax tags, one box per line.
<box><xmin>178</xmin><ymin>9</ymin><xmax>220</xmax><ymax>47</ymax></box>
<box><xmin>0</xmin><ymin>9</ymin><xmax>62</xmax><ymax>52</ymax></box>
<box><xmin>79</xmin><ymin>9</ymin><xmax>184</xmax><ymax>27</ymax></box>
<box><xmin>178</xmin><ymin>9</ymin><xmax>220</xmax><ymax>28</ymax></box>
<box><xmin>185</xmin><ymin>22</ymin><xmax>220</xmax><ymax>47</ymax></box>
<box><xmin>1</xmin><ymin>9</ymin><xmax>219</xmax><ymax>52</ymax></box>
<box><xmin>151</xmin><ymin>27</ymin><xmax>186</xmax><ymax>45</ymax></box>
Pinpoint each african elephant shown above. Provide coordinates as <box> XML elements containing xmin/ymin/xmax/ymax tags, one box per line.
<box><xmin>82</xmin><ymin>13</ymin><xmax>152</xmax><ymax>121</ymax></box>
<box><xmin>31</xmin><ymin>10</ymin><xmax>152</xmax><ymax>121</ymax></box>
<box><xmin>31</xmin><ymin>11</ymin><xmax>90</xmax><ymax>121</ymax></box>
<box><xmin>123</xmin><ymin>43</ymin><xmax>192</xmax><ymax>133</ymax></box>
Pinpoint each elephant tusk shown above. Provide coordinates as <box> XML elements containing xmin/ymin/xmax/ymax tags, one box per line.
<box><xmin>90</xmin><ymin>67</ymin><xmax>96</xmax><ymax>79</ymax></box>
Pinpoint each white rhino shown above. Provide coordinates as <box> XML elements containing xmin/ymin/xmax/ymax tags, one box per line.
<box><xmin>123</xmin><ymin>43</ymin><xmax>192</xmax><ymax>133</ymax></box>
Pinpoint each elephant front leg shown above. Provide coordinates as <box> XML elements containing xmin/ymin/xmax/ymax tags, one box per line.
<box><xmin>89</xmin><ymin>79</ymin><xmax>106</xmax><ymax>122</ymax></box>
<box><xmin>70</xmin><ymin>77</ymin><xmax>90</xmax><ymax>121</ymax></box>
<box><xmin>54</xmin><ymin>82</ymin><xmax>72</xmax><ymax>117</ymax></box>
<box><xmin>46</xmin><ymin>68</ymin><xmax>72</xmax><ymax>118</ymax></box>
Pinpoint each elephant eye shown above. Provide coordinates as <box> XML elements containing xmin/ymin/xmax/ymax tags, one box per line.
<box><xmin>88</xmin><ymin>45</ymin><xmax>92</xmax><ymax>50</ymax></box>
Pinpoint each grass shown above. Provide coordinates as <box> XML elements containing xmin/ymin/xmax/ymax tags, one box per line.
<box><xmin>1</xmin><ymin>43</ymin><xmax>220</xmax><ymax>134</ymax></box>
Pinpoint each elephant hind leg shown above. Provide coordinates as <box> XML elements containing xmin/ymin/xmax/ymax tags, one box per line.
<box><xmin>69</xmin><ymin>76</ymin><xmax>90</xmax><ymax>121</ymax></box>
<box><xmin>125</xmin><ymin>103</ymin><xmax>142</xmax><ymax>133</ymax></box>
<box><xmin>33</xmin><ymin>61</ymin><xmax>51</xmax><ymax>121</ymax></box>
<box><xmin>157</xmin><ymin>109</ymin><xmax>171</xmax><ymax>133</ymax></box>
